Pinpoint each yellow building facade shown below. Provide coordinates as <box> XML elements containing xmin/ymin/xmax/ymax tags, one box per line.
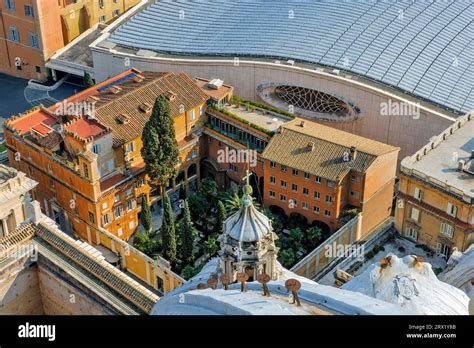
<box><xmin>59</xmin><ymin>0</ymin><xmax>141</xmax><ymax>44</ymax></box>
<box><xmin>395</xmin><ymin>112</ymin><xmax>474</xmax><ymax>257</ymax></box>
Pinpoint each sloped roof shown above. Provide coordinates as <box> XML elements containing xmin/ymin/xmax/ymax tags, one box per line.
<box><xmin>93</xmin><ymin>72</ymin><xmax>208</xmax><ymax>146</ymax></box>
<box><xmin>262</xmin><ymin>118</ymin><xmax>399</xmax><ymax>181</ymax></box>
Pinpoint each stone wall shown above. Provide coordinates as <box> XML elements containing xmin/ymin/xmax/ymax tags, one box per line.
<box><xmin>0</xmin><ymin>258</ymin><xmax>44</xmax><ymax>315</ymax></box>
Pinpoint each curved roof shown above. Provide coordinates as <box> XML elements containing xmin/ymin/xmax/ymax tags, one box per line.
<box><xmin>109</xmin><ymin>0</ymin><xmax>474</xmax><ymax>114</ymax></box>
<box><xmin>224</xmin><ymin>192</ymin><xmax>272</xmax><ymax>243</ymax></box>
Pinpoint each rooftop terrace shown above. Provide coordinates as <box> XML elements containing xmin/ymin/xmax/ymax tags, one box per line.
<box><xmin>401</xmin><ymin>112</ymin><xmax>474</xmax><ymax>200</ymax></box>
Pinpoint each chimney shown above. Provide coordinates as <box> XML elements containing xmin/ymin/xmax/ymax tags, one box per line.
<box><xmin>300</xmin><ymin>120</ymin><xmax>305</xmax><ymax>127</ymax></box>
<box><xmin>350</xmin><ymin>146</ymin><xmax>357</xmax><ymax>160</ymax></box>
<box><xmin>458</xmin><ymin>160</ymin><xmax>465</xmax><ymax>171</ymax></box>
<box><xmin>165</xmin><ymin>91</ymin><xmax>177</xmax><ymax>101</ymax></box>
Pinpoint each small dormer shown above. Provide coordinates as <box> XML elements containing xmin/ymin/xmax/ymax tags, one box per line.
<box><xmin>165</xmin><ymin>90</ymin><xmax>177</xmax><ymax>101</ymax></box>
<box><xmin>139</xmin><ymin>102</ymin><xmax>152</xmax><ymax>114</ymax></box>
<box><xmin>116</xmin><ymin>113</ymin><xmax>130</xmax><ymax>125</ymax></box>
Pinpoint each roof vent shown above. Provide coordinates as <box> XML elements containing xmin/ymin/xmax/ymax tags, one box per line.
<box><xmin>308</xmin><ymin>142</ymin><xmax>315</xmax><ymax>151</ymax></box>
<box><xmin>165</xmin><ymin>90</ymin><xmax>177</xmax><ymax>101</ymax></box>
<box><xmin>299</xmin><ymin>120</ymin><xmax>305</xmax><ymax>127</ymax></box>
<box><xmin>208</xmin><ymin>79</ymin><xmax>223</xmax><ymax>90</ymax></box>
<box><xmin>108</xmin><ymin>85</ymin><xmax>122</xmax><ymax>94</ymax></box>
<box><xmin>116</xmin><ymin>114</ymin><xmax>130</xmax><ymax>125</ymax></box>
<box><xmin>457</xmin><ymin>160</ymin><xmax>465</xmax><ymax>171</ymax></box>
<box><xmin>139</xmin><ymin>102</ymin><xmax>152</xmax><ymax>114</ymax></box>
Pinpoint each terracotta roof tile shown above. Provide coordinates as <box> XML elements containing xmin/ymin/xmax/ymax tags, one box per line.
<box><xmin>262</xmin><ymin>118</ymin><xmax>399</xmax><ymax>181</ymax></box>
<box><xmin>92</xmin><ymin>72</ymin><xmax>208</xmax><ymax>146</ymax></box>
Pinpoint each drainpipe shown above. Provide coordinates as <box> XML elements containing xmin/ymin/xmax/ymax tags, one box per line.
<box><xmin>0</xmin><ymin>9</ymin><xmax>12</xmax><ymax>68</ymax></box>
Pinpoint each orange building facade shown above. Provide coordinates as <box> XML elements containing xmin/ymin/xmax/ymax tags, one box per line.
<box><xmin>4</xmin><ymin>68</ymin><xmax>208</xmax><ymax>244</ymax></box>
<box><xmin>0</xmin><ymin>0</ymin><xmax>140</xmax><ymax>80</ymax></box>
<box><xmin>260</xmin><ymin>120</ymin><xmax>399</xmax><ymax>236</ymax></box>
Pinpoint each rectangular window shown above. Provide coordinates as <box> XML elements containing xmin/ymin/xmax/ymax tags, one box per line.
<box><xmin>269</xmin><ymin>191</ymin><xmax>275</xmax><ymax>199</ymax></box>
<box><xmin>189</xmin><ymin>109</ymin><xmax>195</xmax><ymax>121</ymax></box>
<box><xmin>269</xmin><ymin>176</ymin><xmax>276</xmax><ymax>184</ymax></box>
<box><xmin>99</xmin><ymin>15</ymin><xmax>106</xmax><ymax>22</ymax></box>
<box><xmin>280</xmin><ymin>180</ymin><xmax>287</xmax><ymax>189</ymax></box>
<box><xmin>102</xmin><ymin>213</ymin><xmax>110</xmax><ymax>226</ymax></box>
<box><xmin>447</xmin><ymin>203</ymin><xmax>457</xmax><ymax>217</ymax></box>
<box><xmin>126</xmin><ymin>199</ymin><xmax>134</xmax><ymax>211</ymax></box>
<box><xmin>126</xmin><ymin>141</ymin><xmax>136</xmax><ymax>153</ymax></box>
<box><xmin>270</xmin><ymin>161</ymin><xmax>276</xmax><ymax>169</ymax></box>
<box><xmin>327</xmin><ymin>180</ymin><xmax>334</xmax><ymax>188</ymax></box>
<box><xmin>92</xmin><ymin>143</ymin><xmax>101</xmax><ymax>154</ymax></box>
<box><xmin>89</xmin><ymin>212</ymin><xmax>95</xmax><ymax>223</ymax></box>
<box><xmin>280</xmin><ymin>165</ymin><xmax>287</xmax><ymax>173</ymax></box>
<box><xmin>199</xmin><ymin>105</ymin><xmax>203</xmax><ymax>116</ymax></box>
<box><xmin>229</xmin><ymin>164</ymin><xmax>238</xmax><ymax>173</ymax></box>
<box><xmin>440</xmin><ymin>223</ymin><xmax>454</xmax><ymax>238</ymax></box>
<box><xmin>410</xmin><ymin>207</ymin><xmax>420</xmax><ymax>221</ymax></box>
<box><xmin>99</xmin><ymin>0</ymin><xmax>104</xmax><ymax>8</ymax></box>
<box><xmin>414</xmin><ymin>187</ymin><xmax>422</xmax><ymax>200</ymax></box>
<box><xmin>113</xmin><ymin>9</ymin><xmax>120</xmax><ymax>17</ymax></box>
<box><xmin>314</xmin><ymin>191</ymin><xmax>320</xmax><ymax>200</ymax></box>
<box><xmin>114</xmin><ymin>193</ymin><xmax>120</xmax><ymax>203</ymax></box>
<box><xmin>313</xmin><ymin>206</ymin><xmax>320</xmax><ymax>214</ymax></box>
<box><xmin>191</xmin><ymin>149</ymin><xmax>198</xmax><ymax>158</ymax></box>
<box><xmin>117</xmin><ymin>228</ymin><xmax>123</xmax><ymax>237</ymax></box>
<box><xmin>302</xmin><ymin>202</ymin><xmax>308</xmax><ymax>210</ymax></box>
<box><xmin>209</xmin><ymin>137</ymin><xmax>213</xmax><ymax>144</ymax></box>
<box><xmin>24</xmin><ymin>4</ymin><xmax>34</xmax><ymax>17</ymax></box>
<box><xmin>280</xmin><ymin>194</ymin><xmax>286</xmax><ymax>202</ymax></box>
<box><xmin>325</xmin><ymin>195</ymin><xmax>332</xmax><ymax>204</ymax></box>
<box><xmin>5</xmin><ymin>0</ymin><xmax>14</xmax><ymax>11</ymax></box>
<box><xmin>9</xmin><ymin>26</ymin><xmax>19</xmax><ymax>42</ymax></box>
<box><xmin>436</xmin><ymin>243</ymin><xmax>450</xmax><ymax>257</ymax></box>
<box><xmin>303</xmin><ymin>187</ymin><xmax>309</xmax><ymax>196</ymax></box>
<box><xmin>324</xmin><ymin>209</ymin><xmax>331</xmax><ymax>217</ymax></box>
<box><xmin>114</xmin><ymin>205</ymin><xmax>123</xmax><ymax>218</ymax></box>
<box><xmin>292</xmin><ymin>169</ymin><xmax>298</xmax><ymax>176</ymax></box>
<box><xmin>47</xmin><ymin>163</ymin><xmax>52</xmax><ymax>173</ymax></box>
<box><xmin>351</xmin><ymin>175</ymin><xmax>359</xmax><ymax>183</ymax></box>
<box><xmin>315</xmin><ymin>176</ymin><xmax>321</xmax><ymax>184</ymax></box>
<box><xmin>304</xmin><ymin>172</ymin><xmax>310</xmax><ymax>179</ymax></box>
<box><xmin>291</xmin><ymin>183</ymin><xmax>298</xmax><ymax>192</ymax></box>
<box><xmin>405</xmin><ymin>227</ymin><xmax>418</xmax><ymax>240</ymax></box>
<box><xmin>129</xmin><ymin>220</ymin><xmax>135</xmax><ymax>230</ymax></box>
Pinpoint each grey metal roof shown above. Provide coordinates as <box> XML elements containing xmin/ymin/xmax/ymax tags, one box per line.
<box><xmin>108</xmin><ymin>0</ymin><xmax>474</xmax><ymax>114</ymax></box>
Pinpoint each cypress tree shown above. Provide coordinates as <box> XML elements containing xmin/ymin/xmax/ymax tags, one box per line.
<box><xmin>180</xmin><ymin>200</ymin><xmax>195</xmax><ymax>263</ymax></box>
<box><xmin>141</xmin><ymin>95</ymin><xmax>179</xmax><ymax>196</ymax></box>
<box><xmin>161</xmin><ymin>192</ymin><xmax>177</xmax><ymax>262</ymax></box>
<box><xmin>140</xmin><ymin>194</ymin><xmax>152</xmax><ymax>235</ymax></box>
<box><xmin>216</xmin><ymin>201</ymin><xmax>227</xmax><ymax>235</ymax></box>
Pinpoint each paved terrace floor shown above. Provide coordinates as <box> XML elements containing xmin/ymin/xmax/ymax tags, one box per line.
<box><xmin>222</xmin><ymin>104</ymin><xmax>291</xmax><ymax>132</ymax></box>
